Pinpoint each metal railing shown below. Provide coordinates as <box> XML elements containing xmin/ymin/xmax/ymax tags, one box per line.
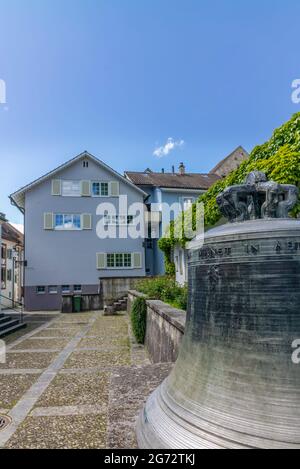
<box><xmin>0</xmin><ymin>293</ymin><xmax>24</xmax><ymax>324</ymax></box>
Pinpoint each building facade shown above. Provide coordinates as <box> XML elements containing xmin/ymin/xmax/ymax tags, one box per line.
<box><xmin>11</xmin><ymin>152</ymin><xmax>147</xmax><ymax>311</ymax></box>
<box><xmin>125</xmin><ymin>164</ymin><xmax>221</xmax><ymax>276</ymax></box>
<box><xmin>0</xmin><ymin>220</ymin><xmax>24</xmax><ymax>308</ymax></box>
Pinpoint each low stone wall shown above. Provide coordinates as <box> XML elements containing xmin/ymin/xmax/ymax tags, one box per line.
<box><xmin>102</xmin><ymin>277</ymin><xmax>145</xmax><ymax>306</ymax></box>
<box><xmin>61</xmin><ymin>294</ymin><xmax>103</xmax><ymax>313</ymax></box>
<box><xmin>127</xmin><ymin>290</ymin><xmax>186</xmax><ymax>364</ymax></box>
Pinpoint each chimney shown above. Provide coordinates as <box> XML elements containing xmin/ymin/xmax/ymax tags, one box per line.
<box><xmin>172</xmin><ymin>166</ymin><xmax>175</xmax><ymax>174</ymax></box>
<box><xmin>179</xmin><ymin>162</ymin><xmax>185</xmax><ymax>175</ymax></box>
<box><xmin>161</xmin><ymin>168</ymin><xmax>165</xmax><ymax>174</ymax></box>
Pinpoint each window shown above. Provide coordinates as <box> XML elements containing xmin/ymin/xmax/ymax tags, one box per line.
<box><xmin>7</xmin><ymin>249</ymin><xmax>12</xmax><ymax>260</ymax></box>
<box><xmin>183</xmin><ymin>197</ymin><xmax>194</xmax><ymax>211</ymax></box>
<box><xmin>1</xmin><ymin>244</ymin><xmax>6</xmax><ymax>289</ymax></box>
<box><xmin>104</xmin><ymin>215</ymin><xmax>134</xmax><ymax>226</ymax></box>
<box><xmin>62</xmin><ymin>285</ymin><xmax>70</xmax><ymax>293</ymax></box>
<box><xmin>83</xmin><ymin>161</ymin><xmax>89</xmax><ymax>168</ymax></box>
<box><xmin>7</xmin><ymin>269</ymin><xmax>12</xmax><ymax>282</ymax></box>
<box><xmin>92</xmin><ymin>182</ymin><xmax>109</xmax><ymax>197</ymax></box>
<box><xmin>106</xmin><ymin>253</ymin><xmax>132</xmax><ymax>269</ymax></box>
<box><xmin>74</xmin><ymin>285</ymin><xmax>82</xmax><ymax>292</ymax></box>
<box><xmin>62</xmin><ymin>180</ymin><xmax>81</xmax><ymax>197</ymax></box>
<box><xmin>55</xmin><ymin>214</ymin><xmax>81</xmax><ymax>230</ymax></box>
<box><xmin>49</xmin><ymin>286</ymin><xmax>58</xmax><ymax>294</ymax></box>
<box><xmin>1</xmin><ymin>267</ymin><xmax>6</xmax><ymax>289</ymax></box>
<box><xmin>36</xmin><ymin>286</ymin><xmax>46</xmax><ymax>294</ymax></box>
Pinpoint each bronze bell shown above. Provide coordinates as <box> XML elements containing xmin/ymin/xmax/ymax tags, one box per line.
<box><xmin>137</xmin><ymin>172</ymin><xmax>300</xmax><ymax>449</ymax></box>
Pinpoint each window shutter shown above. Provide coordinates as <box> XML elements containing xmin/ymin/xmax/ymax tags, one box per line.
<box><xmin>110</xmin><ymin>181</ymin><xmax>119</xmax><ymax>197</ymax></box>
<box><xmin>44</xmin><ymin>213</ymin><xmax>54</xmax><ymax>230</ymax></box>
<box><xmin>133</xmin><ymin>252</ymin><xmax>142</xmax><ymax>269</ymax></box>
<box><xmin>51</xmin><ymin>179</ymin><xmax>61</xmax><ymax>196</ymax></box>
<box><xmin>81</xmin><ymin>180</ymin><xmax>91</xmax><ymax>197</ymax></box>
<box><xmin>82</xmin><ymin>213</ymin><xmax>92</xmax><ymax>230</ymax></box>
<box><xmin>96</xmin><ymin>253</ymin><xmax>106</xmax><ymax>269</ymax></box>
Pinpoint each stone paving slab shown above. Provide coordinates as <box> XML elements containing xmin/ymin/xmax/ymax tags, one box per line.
<box><xmin>31</xmin><ymin>404</ymin><xmax>106</xmax><ymax>417</ymax></box>
<box><xmin>12</xmin><ymin>338</ymin><xmax>70</xmax><ymax>351</ymax></box>
<box><xmin>5</xmin><ymin>414</ymin><xmax>107</xmax><ymax>449</ymax></box>
<box><xmin>78</xmin><ymin>336</ymin><xmax>130</xmax><ymax>348</ymax></box>
<box><xmin>63</xmin><ymin>350</ymin><xmax>131</xmax><ymax>369</ymax></box>
<box><xmin>0</xmin><ymin>352</ymin><xmax>58</xmax><ymax>370</ymax></box>
<box><xmin>0</xmin><ymin>369</ymin><xmax>43</xmax><ymax>375</ymax></box>
<box><xmin>106</xmin><ymin>363</ymin><xmax>173</xmax><ymax>449</ymax></box>
<box><xmin>35</xmin><ymin>371</ymin><xmax>110</xmax><ymax>408</ymax></box>
<box><xmin>32</xmin><ymin>329</ymin><xmax>81</xmax><ymax>338</ymax></box>
<box><xmin>0</xmin><ymin>375</ymin><xmax>42</xmax><ymax>409</ymax></box>
<box><xmin>0</xmin><ymin>311</ymin><xmax>172</xmax><ymax>449</ymax></box>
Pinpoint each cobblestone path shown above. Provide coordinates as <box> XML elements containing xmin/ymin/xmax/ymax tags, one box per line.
<box><xmin>0</xmin><ymin>311</ymin><xmax>172</xmax><ymax>449</ymax></box>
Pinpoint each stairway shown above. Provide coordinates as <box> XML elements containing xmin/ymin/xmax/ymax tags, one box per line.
<box><xmin>0</xmin><ymin>313</ymin><xmax>26</xmax><ymax>338</ymax></box>
<box><xmin>104</xmin><ymin>296</ymin><xmax>128</xmax><ymax>315</ymax></box>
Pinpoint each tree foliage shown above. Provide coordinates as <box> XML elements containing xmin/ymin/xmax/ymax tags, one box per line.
<box><xmin>159</xmin><ymin>112</ymin><xmax>300</xmax><ymax>265</ymax></box>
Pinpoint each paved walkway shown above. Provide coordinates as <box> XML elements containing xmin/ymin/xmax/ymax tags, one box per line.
<box><xmin>0</xmin><ymin>311</ymin><xmax>172</xmax><ymax>449</ymax></box>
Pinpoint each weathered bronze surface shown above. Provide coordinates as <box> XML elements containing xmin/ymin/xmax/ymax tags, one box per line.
<box><xmin>137</xmin><ymin>175</ymin><xmax>300</xmax><ymax>449</ymax></box>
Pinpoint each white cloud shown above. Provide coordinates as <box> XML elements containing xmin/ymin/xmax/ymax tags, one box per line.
<box><xmin>153</xmin><ymin>138</ymin><xmax>185</xmax><ymax>158</ymax></box>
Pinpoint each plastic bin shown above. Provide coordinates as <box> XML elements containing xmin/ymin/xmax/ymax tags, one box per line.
<box><xmin>73</xmin><ymin>295</ymin><xmax>82</xmax><ymax>313</ymax></box>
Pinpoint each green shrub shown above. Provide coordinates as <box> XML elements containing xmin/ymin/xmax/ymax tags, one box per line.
<box><xmin>131</xmin><ymin>297</ymin><xmax>147</xmax><ymax>344</ymax></box>
<box><xmin>136</xmin><ymin>276</ymin><xmax>188</xmax><ymax>311</ymax></box>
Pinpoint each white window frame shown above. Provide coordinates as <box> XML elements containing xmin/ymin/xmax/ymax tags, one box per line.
<box><xmin>183</xmin><ymin>197</ymin><xmax>195</xmax><ymax>211</ymax></box>
<box><xmin>74</xmin><ymin>285</ymin><xmax>82</xmax><ymax>293</ymax></box>
<box><xmin>91</xmin><ymin>181</ymin><xmax>109</xmax><ymax>197</ymax></box>
<box><xmin>103</xmin><ymin>214</ymin><xmax>134</xmax><ymax>226</ymax></box>
<box><xmin>54</xmin><ymin>214</ymin><xmax>82</xmax><ymax>231</ymax></box>
<box><xmin>36</xmin><ymin>286</ymin><xmax>46</xmax><ymax>295</ymax></box>
<box><xmin>48</xmin><ymin>285</ymin><xmax>58</xmax><ymax>294</ymax></box>
<box><xmin>61</xmin><ymin>180</ymin><xmax>81</xmax><ymax>197</ymax></box>
<box><xmin>106</xmin><ymin>253</ymin><xmax>133</xmax><ymax>269</ymax></box>
<box><xmin>62</xmin><ymin>285</ymin><xmax>71</xmax><ymax>294</ymax></box>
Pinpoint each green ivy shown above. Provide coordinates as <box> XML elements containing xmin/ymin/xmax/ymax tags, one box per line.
<box><xmin>131</xmin><ymin>297</ymin><xmax>147</xmax><ymax>344</ymax></box>
<box><xmin>159</xmin><ymin>112</ymin><xmax>300</xmax><ymax>265</ymax></box>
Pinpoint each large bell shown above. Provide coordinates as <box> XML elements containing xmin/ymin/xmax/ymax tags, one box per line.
<box><xmin>137</xmin><ymin>172</ymin><xmax>300</xmax><ymax>449</ymax></box>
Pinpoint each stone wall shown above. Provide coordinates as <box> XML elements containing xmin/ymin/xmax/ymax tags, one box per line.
<box><xmin>127</xmin><ymin>290</ymin><xmax>186</xmax><ymax>363</ymax></box>
<box><xmin>102</xmin><ymin>277</ymin><xmax>145</xmax><ymax>306</ymax></box>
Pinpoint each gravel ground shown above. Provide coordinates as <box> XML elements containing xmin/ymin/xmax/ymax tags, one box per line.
<box><xmin>1</xmin><ymin>311</ymin><xmax>172</xmax><ymax>449</ymax></box>
<box><xmin>0</xmin><ymin>374</ymin><xmax>42</xmax><ymax>408</ymax></box>
<box><xmin>5</xmin><ymin>414</ymin><xmax>107</xmax><ymax>449</ymax></box>
<box><xmin>0</xmin><ymin>352</ymin><xmax>58</xmax><ymax>370</ymax></box>
<box><xmin>36</xmin><ymin>372</ymin><xmax>110</xmax><ymax>407</ymax></box>
<box><xmin>13</xmin><ymin>338</ymin><xmax>70</xmax><ymax>351</ymax></box>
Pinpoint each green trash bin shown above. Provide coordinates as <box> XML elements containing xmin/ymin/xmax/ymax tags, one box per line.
<box><xmin>73</xmin><ymin>295</ymin><xmax>82</xmax><ymax>313</ymax></box>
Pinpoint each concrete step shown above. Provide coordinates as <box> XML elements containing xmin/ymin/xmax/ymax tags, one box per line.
<box><xmin>0</xmin><ymin>316</ymin><xmax>13</xmax><ymax>326</ymax></box>
<box><xmin>0</xmin><ymin>322</ymin><xmax>27</xmax><ymax>338</ymax></box>
<box><xmin>0</xmin><ymin>318</ymin><xmax>20</xmax><ymax>332</ymax></box>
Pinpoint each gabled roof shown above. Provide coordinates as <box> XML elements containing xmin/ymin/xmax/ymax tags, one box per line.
<box><xmin>2</xmin><ymin>222</ymin><xmax>24</xmax><ymax>245</ymax></box>
<box><xmin>10</xmin><ymin>151</ymin><xmax>147</xmax><ymax>211</ymax></box>
<box><xmin>210</xmin><ymin>145</ymin><xmax>249</xmax><ymax>175</ymax></box>
<box><xmin>124</xmin><ymin>171</ymin><xmax>220</xmax><ymax>190</ymax></box>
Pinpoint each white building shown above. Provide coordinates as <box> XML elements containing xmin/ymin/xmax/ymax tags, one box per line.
<box><xmin>1</xmin><ymin>220</ymin><xmax>24</xmax><ymax>309</ymax></box>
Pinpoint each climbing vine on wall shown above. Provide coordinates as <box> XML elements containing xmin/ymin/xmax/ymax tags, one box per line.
<box><xmin>158</xmin><ymin>112</ymin><xmax>300</xmax><ymax>270</ymax></box>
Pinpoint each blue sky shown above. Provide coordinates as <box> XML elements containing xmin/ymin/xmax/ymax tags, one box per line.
<box><xmin>0</xmin><ymin>0</ymin><xmax>300</xmax><ymax>223</ymax></box>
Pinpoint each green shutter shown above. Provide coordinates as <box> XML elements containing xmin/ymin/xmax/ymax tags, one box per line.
<box><xmin>96</xmin><ymin>253</ymin><xmax>106</xmax><ymax>269</ymax></box>
<box><xmin>82</xmin><ymin>213</ymin><xmax>92</xmax><ymax>230</ymax></box>
<box><xmin>44</xmin><ymin>213</ymin><xmax>54</xmax><ymax>230</ymax></box>
<box><xmin>51</xmin><ymin>179</ymin><xmax>61</xmax><ymax>196</ymax></box>
<box><xmin>81</xmin><ymin>180</ymin><xmax>91</xmax><ymax>197</ymax></box>
<box><xmin>133</xmin><ymin>252</ymin><xmax>142</xmax><ymax>269</ymax></box>
<box><xmin>110</xmin><ymin>181</ymin><xmax>119</xmax><ymax>197</ymax></box>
